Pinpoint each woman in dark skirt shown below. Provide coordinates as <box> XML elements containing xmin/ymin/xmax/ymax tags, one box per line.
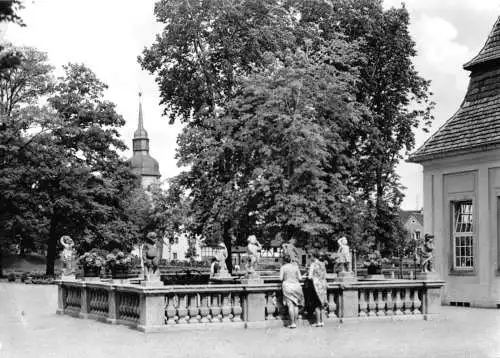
<box><xmin>308</xmin><ymin>249</ymin><xmax>328</xmax><ymax>327</ymax></box>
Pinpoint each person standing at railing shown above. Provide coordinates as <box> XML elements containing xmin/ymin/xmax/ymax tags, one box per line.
<box><xmin>308</xmin><ymin>249</ymin><xmax>328</xmax><ymax>327</ymax></box>
<box><xmin>280</xmin><ymin>253</ymin><xmax>304</xmax><ymax>329</ymax></box>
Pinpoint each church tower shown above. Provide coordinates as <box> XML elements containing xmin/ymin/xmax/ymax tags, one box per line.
<box><xmin>129</xmin><ymin>93</ymin><xmax>161</xmax><ymax>188</ymax></box>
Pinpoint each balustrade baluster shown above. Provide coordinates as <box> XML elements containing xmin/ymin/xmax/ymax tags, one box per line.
<box><xmin>177</xmin><ymin>294</ymin><xmax>188</xmax><ymax>324</ymax></box>
<box><xmin>376</xmin><ymin>291</ymin><xmax>386</xmax><ymax>316</ymax></box>
<box><xmin>412</xmin><ymin>289</ymin><xmax>422</xmax><ymax>315</ymax></box>
<box><xmin>394</xmin><ymin>290</ymin><xmax>403</xmax><ymax>315</ymax></box>
<box><xmin>385</xmin><ymin>289</ymin><xmax>394</xmax><ymax>316</ymax></box>
<box><xmin>232</xmin><ymin>294</ymin><xmax>242</xmax><ymax>322</ymax></box>
<box><xmin>367</xmin><ymin>291</ymin><xmax>377</xmax><ymax>317</ymax></box>
<box><xmin>188</xmin><ymin>294</ymin><xmax>200</xmax><ymax>323</ymax></box>
<box><xmin>358</xmin><ymin>290</ymin><xmax>368</xmax><ymax>317</ymax></box>
<box><xmin>221</xmin><ymin>293</ymin><xmax>232</xmax><ymax>322</ymax></box>
<box><xmin>165</xmin><ymin>295</ymin><xmax>177</xmax><ymax>324</ymax></box>
<box><xmin>404</xmin><ymin>288</ymin><xmax>413</xmax><ymax>315</ymax></box>
<box><xmin>199</xmin><ymin>294</ymin><xmax>210</xmax><ymax>323</ymax></box>
<box><xmin>265</xmin><ymin>293</ymin><xmax>276</xmax><ymax>320</ymax></box>
<box><xmin>327</xmin><ymin>292</ymin><xmax>337</xmax><ymax>319</ymax></box>
<box><xmin>210</xmin><ymin>294</ymin><xmax>221</xmax><ymax>323</ymax></box>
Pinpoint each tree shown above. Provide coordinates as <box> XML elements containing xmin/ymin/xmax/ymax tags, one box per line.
<box><xmin>174</xmin><ymin>40</ymin><xmax>365</xmax><ymax>259</ymax></box>
<box><xmin>291</xmin><ymin>0</ymin><xmax>434</xmax><ymax>253</ymax></box>
<box><xmin>141</xmin><ymin>0</ymin><xmax>434</xmax><ymax>257</ymax></box>
<box><xmin>0</xmin><ymin>60</ymin><xmax>141</xmax><ymax>275</ymax></box>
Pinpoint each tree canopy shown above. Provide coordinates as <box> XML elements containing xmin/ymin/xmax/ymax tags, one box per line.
<box><xmin>140</xmin><ymin>0</ymin><xmax>434</xmax><ymax>257</ymax></box>
<box><xmin>0</xmin><ymin>47</ymin><xmax>147</xmax><ymax>275</ymax></box>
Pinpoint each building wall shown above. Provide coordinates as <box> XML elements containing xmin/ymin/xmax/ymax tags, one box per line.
<box><xmin>162</xmin><ymin>234</ymin><xmax>202</xmax><ymax>261</ymax></box>
<box><xmin>422</xmin><ymin>148</ymin><xmax>500</xmax><ymax>307</ymax></box>
<box><xmin>404</xmin><ymin>216</ymin><xmax>423</xmax><ymax>240</ymax></box>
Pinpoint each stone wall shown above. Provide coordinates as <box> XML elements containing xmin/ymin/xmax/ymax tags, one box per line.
<box><xmin>57</xmin><ymin>279</ymin><xmax>445</xmax><ymax>332</ymax></box>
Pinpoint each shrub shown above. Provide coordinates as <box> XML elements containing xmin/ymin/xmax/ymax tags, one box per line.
<box><xmin>7</xmin><ymin>272</ymin><xmax>16</xmax><ymax>282</ymax></box>
<box><xmin>77</xmin><ymin>249</ymin><xmax>108</xmax><ymax>271</ymax></box>
<box><xmin>105</xmin><ymin>249</ymin><xmax>140</xmax><ymax>271</ymax></box>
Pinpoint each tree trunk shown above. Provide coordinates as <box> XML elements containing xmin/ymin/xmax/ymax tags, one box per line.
<box><xmin>45</xmin><ymin>216</ymin><xmax>58</xmax><ymax>276</ymax></box>
<box><xmin>223</xmin><ymin>221</ymin><xmax>233</xmax><ymax>273</ymax></box>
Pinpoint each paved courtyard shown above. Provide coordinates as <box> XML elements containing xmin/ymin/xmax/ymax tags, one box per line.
<box><xmin>0</xmin><ymin>283</ymin><xmax>498</xmax><ymax>358</ymax></box>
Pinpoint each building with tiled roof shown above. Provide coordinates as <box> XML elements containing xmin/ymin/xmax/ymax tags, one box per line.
<box><xmin>409</xmin><ymin>17</ymin><xmax>500</xmax><ymax>308</ymax></box>
<box><xmin>400</xmin><ymin>210</ymin><xmax>423</xmax><ymax>241</ymax></box>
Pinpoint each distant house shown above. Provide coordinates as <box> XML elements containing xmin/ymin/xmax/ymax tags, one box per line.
<box><xmin>409</xmin><ymin>16</ymin><xmax>500</xmax><ymax>308</ymax></box>
<box><xmin>401</xmin><ymin>210</ymin><xmax>423</xmax><ymax>241</ymax></box>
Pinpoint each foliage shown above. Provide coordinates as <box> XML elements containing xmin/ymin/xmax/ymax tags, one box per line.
<box><xmin>105</xmin><ymin>249</ymin><xmax>140</xmax><ymax>271</ymax></box>
<box><xmin>77</xmin><ymin>249</ymin><xmax>108</xmax><ymax>271</ymax></box>
<box><xmin>139</xmin><ymin>0</ymin><xmax>296</xmax><ymax>123</ymax></box>
<box><xmin>0</xmin><ymin>52</ymin><xmax>142</xmax><ymax>275</ymax></box>
<box><xmin>140</xmin><ymin>0</ymin><xmax>434</xmax><ymax>253</ymax></box>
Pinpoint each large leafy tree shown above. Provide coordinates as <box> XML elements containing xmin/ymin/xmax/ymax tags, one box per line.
<box><xmin>292</xmin><ymin>0</ymin><xmax>434</xmax><ymax>252</ymax></box>
<box><xmin>141</xmin><ymin>0</ymin><xmax>434</xmax><ymax>260</ymax></box>
<box><xmin>0</xmin><ymin>55</ymin><xmax>143</xmax><ymax>275</ymax></box>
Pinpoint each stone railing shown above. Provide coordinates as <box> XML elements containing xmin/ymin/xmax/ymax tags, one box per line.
<box><xmin>57</xmin><ymin>279</ymin><xmax>444</xmax><ymax>332</ymax></box>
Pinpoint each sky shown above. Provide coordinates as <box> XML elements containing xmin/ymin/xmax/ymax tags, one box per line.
<box><xmin>4</xmin><ymin>0</ymin><xmax>500</xmax><ymax>210</ymax></box>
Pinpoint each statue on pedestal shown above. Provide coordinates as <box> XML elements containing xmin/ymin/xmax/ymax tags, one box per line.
<box><xmin>246</xmin><ymin>235</ymin><xmax>262</xmax><ymax>276</ymax></box>
<box><xmin>420</xmin><ymin>234</ymin><xmax>435</xmax><ymax>273</ymax></box>
<box><xmin>216</xmin><ymin>242</ymin><xmax>230</xmax><ymax>277</ymax></box>
<box><xmin>142</xmin><ymin>232</ymin><xmax>161</xmax><ymax>283</ymax></box>
<box><xmin>282</xmin><ymin>237</ymin><xmax>299</xmax><ymax>266</ymax></box>
<box><xmin>60</xmin><ymin>235</ymin><xmax>75</xmax><ymax>279</ymax></box>
<box><xmin>337</xmin><ymin>237</ymin><xmax>352</xmax><ymax>273</ymax></box>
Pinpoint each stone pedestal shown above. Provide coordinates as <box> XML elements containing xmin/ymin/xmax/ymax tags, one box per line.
<box><xmin>336</xmin><ymin>271</ymin><xmax>356</xmax><ymax>282</ymax></box>
<box><xmin>138</xmin><ymin>294</ymin><xmax>165</xmax><ymax>332</ymax></box>
<box><xmin>423</xmin><ymin>280</ymin><xmax>445</xmax><ymax>320</ymax></box>
<box><xmin>341</xmin><ymin>287</ymin><xmax>359</xmax><ymax>320</ymax></box>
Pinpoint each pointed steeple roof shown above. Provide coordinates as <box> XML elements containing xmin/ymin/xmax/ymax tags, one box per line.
<box><xmin>410</xmin><ymin>16</ymin><xmax>500</xmax><ymax>163</ymax></box>
<box><xmin>129</xmin><ymin>93</ymin><xmax>161</xmax><ymax>179</ymax></box>
<box><xmin>134</xmin><ymin>92</ymin><xmax>148</xmax><ymax>138</ymax></box>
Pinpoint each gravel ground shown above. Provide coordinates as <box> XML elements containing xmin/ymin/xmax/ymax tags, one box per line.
<box><xmin>0</xmin><ymin>283</ymin><xmax>499</xmax><ymax>358</ymax></box>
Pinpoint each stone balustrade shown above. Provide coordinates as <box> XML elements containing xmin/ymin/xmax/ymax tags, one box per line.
<box><xmin>57</xmin><ymin>279</ymin><xmax>444</xmax><ymax>332</ymax></box>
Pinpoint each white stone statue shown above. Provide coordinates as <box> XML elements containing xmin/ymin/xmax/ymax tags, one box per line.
<box><xmin>337</xmin><ymin>236</ymin><xmax>352</xmax><ymax>273</ymax></box>
<box><xmin>60</xmin><ymin>235</ymin><xmax>75</xmax><ymax>277</ymax></box>
<box><xmin>246</xmin><ymin>235</ymin><xmax>262</xmax><ymax>276</ymax></box>
<box><xmin>216</xmin><ymin>242</ymin><xmax>230</xmax><ymax>277</ymax></box>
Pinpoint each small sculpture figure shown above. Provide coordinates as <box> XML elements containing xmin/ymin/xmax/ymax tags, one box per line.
<box><xmin>60</xmin><ymin>235</ymin><xmax>75</xmax><ymax>277</ymax></box>
<box><xmin>337</xmin><ymin>236</ymin><xmax>352</xmax><ymax>273</ymax></box>
<box><xmin>246</xmin><ymin>235</ymin><xmax>262</xmax><ymax>276</ymax></box>
<box><xmin>216</xmin><ymin>242</ymin><xmax>230</xmax><ymax>277</ymax></box>
<box><xmin>282</xmin><ymin>237</ymin><xmax>299</xmax><ymax>266</ymax></box>
<box><xmin>142</xmin><ymin>232</ymin><xmax>161</xmax><ymax>281</ymax></box>
<box><xmin>420</xmin><ymin>234</ymin><xmax>435</xmax><ymax>273</ymax></box>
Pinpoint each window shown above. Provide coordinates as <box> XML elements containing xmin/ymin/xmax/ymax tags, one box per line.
<box><xmin>415</xmin><ymin>231</ymin><xmax>421</xmax><ymax>241</ymax></box>
<box><xmin>173</xmin><ymin>252</ymin><xmax>178</xmax><ymax>260</ymax></box>
<box><xmin>174</xmin><ymin>237</ymin><xmax>179</xmax><ymax>244</ymax></box>
<box><xmin>452</xmin><ymin>201</ymin><xmax>474</xmax><ymax>270</ymax></box>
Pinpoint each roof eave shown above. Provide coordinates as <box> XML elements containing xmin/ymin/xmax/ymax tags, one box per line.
<box><xmin>408</xmin><ymin>142</ymin><xmax>500</xmax><ymax>164</ymax></box>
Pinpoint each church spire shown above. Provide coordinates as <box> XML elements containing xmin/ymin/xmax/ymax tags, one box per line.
<box><xmin>134</xmin><ymin>92</ymin><xmax>148</xmax><ymax>139</ymax></box>
<box><xmin>133</xmin><ymin>92</ymin><xmax>149</xmax><ymax>153</ymax></box>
